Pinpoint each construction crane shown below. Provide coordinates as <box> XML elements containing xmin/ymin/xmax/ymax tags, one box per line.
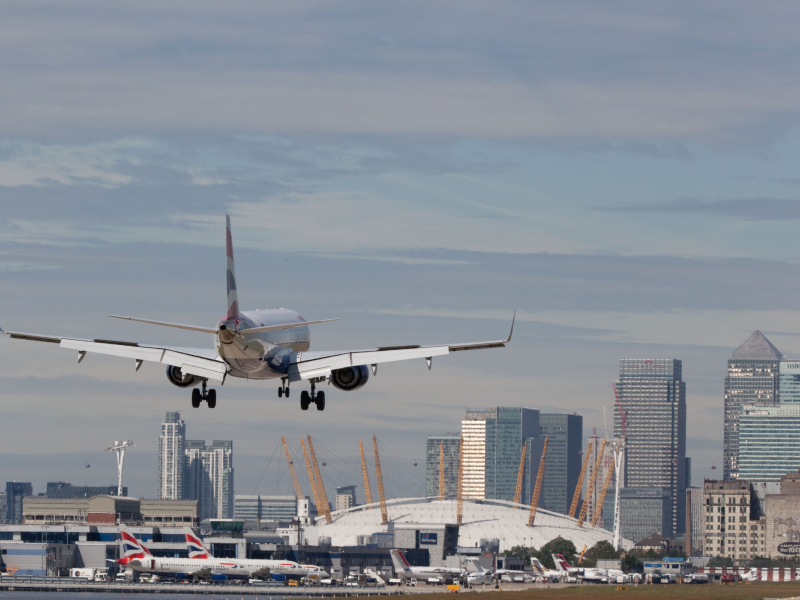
<box><xmin>359</xmin><ymin>440</ymin><xmax>374</xmax><ymax>506</ymax></box>
<box><xmin>282</xmin><ymin>436</ymin><xmax>304</xmax><ymax>500</ymax></box>
<box><xmin>512</xmin><ymin>441</ymin><xmax>527</xmax><ymax>507</ymax></box>
<box><xmin>307</xmin><ymin>436</ymin><xmax>332</xmax><ymax>524</ymax></box>
<box><xmin>439</xmin><ymin>441</ymin><xmax>445</xmax><ymax>501</ymax></box>
<box><xmin>568</xmin><ymin>442</ymin><xmax>592</xmax><ymax>518</ymax></box>
<box><xmin>591</xmin><ymin>458</ymin><xmax>615</xmax><ymax>528</ymax></box>
<box><xmin>456</xmin><ymin>436</ymin><xmax>464</xmax><ymax>525</ymax></box>
<box><xmin>577</xmin><ymin>544</ymin><xmax>587</xmax><ymax>565</ymax></box>
<box><xmin>372</xmin><ymin>434</ymin><xmax>389</xmax><ymax>525</ymax></box>
<box><xmin>526</xmin><ymin>437</ymin><xmax>548</xmax><ymax>527</ymax></box>
<box><xmin>577</xmin><ymin>439</ymin><xmax>606</xmax><ymax>527</ymax></box>
<box><xmin>300</xmin><ymin>439</ymin><xmax>322</xmax><ymax>520</ymax></box>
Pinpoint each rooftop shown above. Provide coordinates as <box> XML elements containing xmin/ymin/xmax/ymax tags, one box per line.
<box><xmin>732</xmin><ymin>331</ymin><xmax>782</xmax><ymax>359</ymax></box>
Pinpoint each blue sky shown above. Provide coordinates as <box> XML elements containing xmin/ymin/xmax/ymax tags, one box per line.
<box><xmin>2</xmin><ymin>1</ymin><xmax>800</xmax><ymax>503</ymax></box>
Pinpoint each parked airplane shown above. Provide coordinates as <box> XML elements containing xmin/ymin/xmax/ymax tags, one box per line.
<box><xmin>185</xmin><ymin>532</ymin><xmax>322</xmax><ymax>580</ymax></box>
<box><xmin>389</xmin><ymin>549</ymin><xmax>465</xmax><ymax>584</ymax></box>
<box><xmin>1</xmin><ymin>216</ymin><xmax>513</xmax><ymax>412</ymax></box>
<box><xmin>551</xmin><ymin>553</ymin><xmax>626</xmax><ymax>584</ymax></box>
<box><xmin>530</xmin><ymin>557</ymin><xmax>560</xmax><ymax>582</ymax></box>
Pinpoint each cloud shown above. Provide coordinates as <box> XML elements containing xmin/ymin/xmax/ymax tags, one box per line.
<box><xmin>598</xmin><ymin>197</ymin><xmax>800</xmax><ymax>220</ymax></box>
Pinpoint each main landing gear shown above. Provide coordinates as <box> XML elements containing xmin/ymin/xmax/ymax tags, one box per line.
<box><xmin>300</xmin><ymin>381</ymin><xmax>325</xmax><ymax>411</ymax></box>
<box><xmin>191</xmin><ymin>380</ymin><xmax>216</xmax><ymax>409</ymax></box>
<box><xmin>278</xmin><ymin>378</ymin><xmax>291</xmax><ymax>398</ymax></box>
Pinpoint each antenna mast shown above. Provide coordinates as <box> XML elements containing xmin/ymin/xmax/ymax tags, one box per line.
<box><xmin>106</xmin><ymin>440</ymin><xmax>135</xmax><ymax>496</ymax></box>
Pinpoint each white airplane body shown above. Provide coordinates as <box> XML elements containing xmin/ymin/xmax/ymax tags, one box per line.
<box><xmin>551</xmin><ymin>553</ymin><xmax>626</xmax><ymax>583</ymax></box>
<box><xmin>390</xmin><ymin>549</ymin><xmax>464</xmax><ymax>583</ymax></box>
<box><xmin>185</xmin><ymin>532</ymin><xmax>323</xmax><ymax>580</ymax></box>
<box><xmin>1</xmin><ymin>215</ymin><xmax>513</xmax><ymax>411</ymax></box>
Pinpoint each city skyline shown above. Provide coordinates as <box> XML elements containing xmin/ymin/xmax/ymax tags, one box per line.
<box><xmin>5</xmin><ymin>3</ymin><xmax>800</xmax><ymax>508</ymax></box>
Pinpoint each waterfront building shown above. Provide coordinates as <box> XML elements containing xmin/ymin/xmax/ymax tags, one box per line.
<box><xmin>615</xmin><ymin>359</ymin><xmax>686</xmax><ymax>536</ymax></box>
<box><xmin>5</xmin><ymin>482</ymin><xmax>32</xmax><ymax>525</ymax></box>
<box><xmin>335</xmin><ymin>486</ymin><xmax>357</xmax><ymax>511</ymax></box>
<box><xmin>724</xmin><ymin>332</ymin><xmax>781</xmax><ymax>480</ymax></box>
<box><xmin>425</xmin><ymin>435</ymin><xmax>461</xmax><ymax>499</ymax></box>
<box><xmin>618</xmin><ymin>487</ymin><xmax>672</xmax><ymax>545</ymax></box>
<box><xmin>703</xmin><ymin>480</ymin><xmax>766</xmax><ymax>561</ymax></box>
<box><xmin>533</xmin><ymin>413</ymin><xmax>582</xmax><ymax>514</ymax></box>
<box><xmin>158</xmin><ymin>412</ymin><xmax>186</xmax><ymax>500</ymax></box>
<box><xmin>46</xmin><ymin>482</ymin><xmax>127</xmax><ymax>499</ymax></box>
<box><xmin>185</xmin><ymin>440</ymin><xmax>234</xmax><ymax>520</ymax></box>
<box><xmin>738</xmin><ymin>404</ymin><xmax>800</xmax><ymax>481</ymax></box>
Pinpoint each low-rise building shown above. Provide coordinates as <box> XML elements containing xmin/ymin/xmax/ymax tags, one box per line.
<box><xmin>703</xmin><ymin>480</ymin><xmax>765</xmax><ymax>561</ymax></box>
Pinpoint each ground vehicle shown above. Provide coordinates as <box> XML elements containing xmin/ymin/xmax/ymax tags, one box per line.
<box><xmin>427</xmin><ymin>577</ymin><xmax>445</xmax><ymax>585</ymax></box>
<box><xmin>69</xmin><ymin>568</ymin><xmax>109</xmax><ymax>582</ymax></box>
<box><xmin>388</xmin><ymin>578</ymin><xmax>402</xmax><ymax>586</ymax></box>
<box><xmin>720</xmin><ymin>573</ymin><xmax>740</xmax><ymax>583</ymax></box>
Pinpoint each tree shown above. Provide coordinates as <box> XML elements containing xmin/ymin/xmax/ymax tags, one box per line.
<box><xmin>534</xmin><ymin>537</ymin><xmax>577</xmax><ymax>570</ymax></box>
<box><xmin>621</xmin><ymin>553</ymin><xmax>640</xmax><ymax>573</ymax></box>
<box><xmin>579</xmin><ymin>541</ymin><xmax>621</xmax><ymax>568</ymax></box>
<box><xmin>505</xmin><ymin>545</ymin><xmax>534</xmax><ymax>563</ymax></box>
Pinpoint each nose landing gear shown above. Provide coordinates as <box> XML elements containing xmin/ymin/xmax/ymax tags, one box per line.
<box><xmin>191</xmin><ymin>380</ymin><xmax>216</xmax><ymax>408</ymax></box>
<box><xmin>300</xmin><ymin>381</ymin><xmax>326</xmax><ymax>411</ymax></box>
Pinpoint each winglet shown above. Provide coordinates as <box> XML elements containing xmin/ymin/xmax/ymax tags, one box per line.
<box><xmin>0</xmin><ymin>326</ymin><xmax>5</xmax><ymax>334</ymax></box>
<box><xmin>506</xmin><ymin>310</ymin><xmax>516</xmax><ymax>343</ymax></box>
<box><xmin>226</xmin><ymin>215</ymin><xmax>240</xmax><ymax>319</ymax></box>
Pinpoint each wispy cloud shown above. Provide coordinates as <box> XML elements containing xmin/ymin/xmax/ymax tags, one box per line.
<box><xmin>598</xmin><ymin>197</ymin><xmax>800</xmax><ymax>220</ymax></box>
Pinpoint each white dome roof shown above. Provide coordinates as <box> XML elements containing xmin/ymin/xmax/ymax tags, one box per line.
<box><xmin>317</xmin><ymin>497</ymin><xmax>632</xmax><ymax>552</ymax></box>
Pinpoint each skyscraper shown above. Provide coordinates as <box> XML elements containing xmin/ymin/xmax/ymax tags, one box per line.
<box><xmin>425</xmin><ymin>435</ymin><xmax>461</xmax><ymax>499</ymax></box>
<box><xmin>461</xmin><ymin>410</ymin><xmax>493</xmax><ymax>499</ymax></box>
<box><xmin>724</xmin><ymin>331</ymin><xmax>781</xmax><ymax>480</ymax></box>
<box><xmin>5</xmin><ymin>482</ymin><xmax>32</xmax><ymax>524</ymax></box>
<box><xmin>615</xmin><ymin>359</ymin><xmax>686</xmax><ymax>537</ymax></box>
<box><xmin>185</xmin><ymin>440</ymin><xmax>234</xmax><ymax>520</ymax></box>
<box><xmin>158</xmin><ymin>412</ymin><xmax>186</xmax><ymax>500</ymax></box>
<box><xmin>534</xmin><ymin>413</ymin><xmax>582</xmax><ymax>514</ymax></box>
<box><xmin>484</xmin><ymin>407</ymin><xmax>540</xmax><ymax>502</ymax></box>
<box><xmin>738</xmin><ymin>404</ymin><xmax>800</xmax><ymax>481</ymax></box>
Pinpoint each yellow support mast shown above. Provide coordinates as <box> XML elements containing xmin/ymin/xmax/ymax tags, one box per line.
<box><xmin>372</xmin><ymin>434</ymin><xmax>389</xmax><ymax>525</ymax></box>
<box><xmin>281</xmin><ymin>436</ymin><xmax>304</xmax><ymax>500</ymax></box>
<box><xmin>569</xmin><ymin>442</ymin><xmax>592</xmax><ymax>518</ymax></box>
<box><xmin>578</xmin><ymin>544</ymin><xmax>588</xmax><ymax>565</ymax></box>
<box><xmin>456</xmin><ymin>436</ymin><xmax>464</xmax><ymax>525</ymax></box>
<box><xmin>577</xmin><ymin>439</ymin><xmax>606</xmax><ymax>528</ymax></box>
<box><xmin>307</xmin><ymin>435</ymin><xmax>332</xmax><ymax>524</ymax></box>
<box><xmin>438</xmin><ymin>441</ymin><xmax>445</xmax><ymax>500</ymax></box>
<box><xmin>527</xmin><ymin>437</ymin><xmax>548</xmax><ymax>526</ymax></box>
<box><xmin>513</xmin><ymin>441</ymin><xmax>527</xmax><ymax>507</ymax></box>
<box><xmin>359</xmin><ymin>440</ymin><xmax>374</xmax><ymax>506</ymax></box>
<box><xmin>591</xmin><ymin>458</ymin><xmax>615</xmax><ymax>528</ymax></box>
<box><xmin>300</xmin><ymin>439</ymin><xmax>322</xmax><ymax>521</ymax></box>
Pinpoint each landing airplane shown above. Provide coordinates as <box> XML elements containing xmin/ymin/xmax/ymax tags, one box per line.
<box><xmin>1</xmin><ymin>216</ymin><xmax>513</xmax><ymax>412</ymax></box>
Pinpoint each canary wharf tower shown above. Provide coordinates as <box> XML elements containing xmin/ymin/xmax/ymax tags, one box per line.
<box><xmin>723</xmin><ymin>331</ymin><xmax>782</xmax><ymax>480</ymax></box>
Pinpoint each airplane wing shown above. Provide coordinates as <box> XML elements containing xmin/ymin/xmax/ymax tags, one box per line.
<box><xmin>0</xmin><ymin>328</ymin><xmax>227</xmax><ymax>382</ymax></box>
<box><xmin>287</xmin><ymin>315</ymin><xmax>514</xmax><ymax>382</ymax></box>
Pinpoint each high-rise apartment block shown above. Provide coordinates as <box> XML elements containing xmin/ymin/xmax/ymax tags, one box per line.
<box><xmin>185</xmin><ymin>440</ymin><xmax>234</xmax><ymax>521</ymax></box>
<box><xmin>723</xmin><ymin>332</ymin><xmax>781</xmax><ymax>480</ymax></box>
<box><xmin>425</xmin><ymin>435</ymin><xmax>461</xmax><ymax>499</ymax></box>
<box><xmin>534</xmin><ymin>413</ymin><xmax>582</xmax><ymax>514</ymax></box>
<box><xmin>158</xmin><ymin>412</ymin><xmax>186</xmax><ymax>500</ymax></box>
<box><xmin>335</xmin><ymin>485</ymin><xmax>357</xmax><ymax>511</ymax></box>
<box><xmin>615</xmin><ymin>359</ymin><xmax>686</xmax><ymax>537</ymax></box>
<box><xmin>462</xmin><ymin>410</ymin><xmax>491</xmax><ymax>499</ymax></box>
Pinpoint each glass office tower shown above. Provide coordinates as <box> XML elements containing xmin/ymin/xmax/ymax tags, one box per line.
<box><xmin>724</xmin><ymin>331</ymin><xmax>781</xmax><ymax>479</ymax></box>
<box><xmin>738</xmin><ymin>404</ymin><xmax>800</xmax><ymax>481</ymax></box>
<box><xmin>616</xmin><ymin>359</ymin><xmax>686</xmax><ymax>537</ymax></box>
<box><xmin>425</xmin><ymin>435</ymin><xmax>461</xmax><ymax>499</ymax></box>
<box><xmin>531</xmin><ymin>413</ymin><xmax>583</xmax><ymax>514</ymax></box>
<box><xmin>484</xmin><ymin>407</ymin><xmax>540</xmax><ymax>502</ymax></box>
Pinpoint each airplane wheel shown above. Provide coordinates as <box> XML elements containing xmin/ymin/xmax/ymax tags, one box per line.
<box><xmin>207</xmin><ymin>389</ymin><xmax>217</xmax><ymax>408</ymax></box>
<box><xmin>278</xmin><ymin>387</ymin><xmax>283</xmax><ymax>398</ymax></box>
<box><xmin>300</xmin><ymin>391</ymin><xmax>310</xmax><ymax>411</ymax></box>
<box><xmin>191</xmin><ymin>389</ymin><xmax>201</xmax><ymax>408</ymax></box>
<box><xmin>316</xmin><ymin>391</ymin><xmax>325</xmax><ymax>411</ymax></box>
<box><xmin>285</xmin><ymin>387</ymin><xmax>290</xmax><ymax>398</ymax></box>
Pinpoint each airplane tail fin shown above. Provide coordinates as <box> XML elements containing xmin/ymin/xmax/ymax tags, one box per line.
<box><xmin>552</xmin><ymin>554</ymin><xmax>571</xmax><ymax>573</ymax></box>
<box><xmin>118</xmin><ymin>529</ymin><xmax>146</xmax><ymax>565</ymax></box>
<box><xmin>225</xmin><ymin>215</ymin><xmax>240</xmax><ymax>320</ymax></box>
<box><xmin>186</xmin><ymin>532</ymin><xmax>211</xmax><ymax>559</ymax></box>
<box><xmin>530</xmin><ymin>557</ymin><xmax>545</xmax><ymax>574</ymax></box>
<box><xmin>389</xmin><ymin>549</ymin><xmax>413</xmax><ymax>573</ymax></box>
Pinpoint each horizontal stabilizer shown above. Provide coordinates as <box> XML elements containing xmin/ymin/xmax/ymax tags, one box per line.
<box><xmin>244</xmin><ymin>318</ymin><xmax>339</xmax><ymax>334</ymax></box>
<box><xmin>110</xmin><ymin>315</ymin><xmax>217</xmax><ymax>334</ymax></box>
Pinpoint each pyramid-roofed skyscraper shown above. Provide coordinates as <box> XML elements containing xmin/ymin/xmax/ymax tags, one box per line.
<box><xmin>724</xmin><ymin>331</ymin><xmax>782</xmax><ymax>480</ymax></box>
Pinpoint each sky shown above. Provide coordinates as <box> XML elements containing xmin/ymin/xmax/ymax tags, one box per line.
<box><xmin>2</xmin><ymin>1</ymin><xmax>800</xmax><ymax>505</ymax></box>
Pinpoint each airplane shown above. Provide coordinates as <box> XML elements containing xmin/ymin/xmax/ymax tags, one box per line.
<box><xmin>550</xmin><ymin>553</ymin><xmax>626</xmax><ymax>584</ymax></box>
<box><xmin>530</xmin><ymin>557</ymin><xmax>561</xmax><ymax>582</ymax></box>
<box><xmin>389</xmin><ymin>549</ymin><xmax>465</xmax><ymax>584</ymax></box>
<box><xmin>1</xmin><ymin>215</ymin><xmax>514</xmax><ymax>412</ymax></box>
<box><xmin>185</xmin><ymin>532</ymin><xmax>322</xmax><ymax>580</ymax></box>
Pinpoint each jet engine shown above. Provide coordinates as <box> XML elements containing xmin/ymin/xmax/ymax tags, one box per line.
<box><xmin>166</xmin><ymin>365</ymin><xmax>201</xmax><ymax>388</ymax></box>
<box><xmin>330</xmin><ymin>365</ymin><xmax>370</xmax><ymax>391</ymax></box>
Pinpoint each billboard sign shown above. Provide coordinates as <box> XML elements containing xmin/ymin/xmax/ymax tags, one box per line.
<box><xmin>778</xmin><ymin>542</ymin><xmax>800</xmax><ymax>555</ymax></box>
<box><xmin>781</xmin><ymin>362</ymin><xmax>800</xmax><ymax>374</ymax></box>
<box><xmin>420</xmin><ymin>532</ymin><xmax>438</xmax><ymax>545</ymax></box>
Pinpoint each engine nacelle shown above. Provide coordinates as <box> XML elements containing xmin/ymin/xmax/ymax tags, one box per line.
<box><xmin>330</xmin><ymin>365</ymin><xmax>370</xmax><ymax>391</ymax></box>
<box><xmin>166</xmin><ymin>365</ymin><xmax>201</xmax><ymax>388</ymax></box>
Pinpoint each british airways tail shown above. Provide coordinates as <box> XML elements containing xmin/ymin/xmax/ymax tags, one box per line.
<box><xmin>117</xmin><ymin>530</ymin><xmax>146</xmax><ymax>566</ymax></box>
<box><xmin>186</xmin><ymin>532</ymin><xmax>211</xmax><ymax>559</ymax></box>
<box><xmin>226</xmin><ymin>215</ymin><xmax>240</xmax><ymax>320</ymax></box>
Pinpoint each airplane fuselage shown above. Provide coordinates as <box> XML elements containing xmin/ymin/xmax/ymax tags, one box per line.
<box><xmin>215</xmin><ymin>308</ymin><xmax>310</xmax><ymax>380</ymax></box>
<box><xmin>127</xmin><ymin>556</ymin><xmax>307</xmax><ymax>580</ymax></box>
